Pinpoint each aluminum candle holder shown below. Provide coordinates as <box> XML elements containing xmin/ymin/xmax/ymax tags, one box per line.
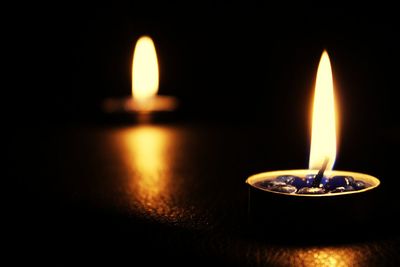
<box><xmin>245</xmin><ymin>51</ymin><xmax>381</xmax><ymax>235</ymax></box>
<box><xmin>246</xmin><ymin>170</ymin><xmax>380</xmax><ymax>231</ymax></box>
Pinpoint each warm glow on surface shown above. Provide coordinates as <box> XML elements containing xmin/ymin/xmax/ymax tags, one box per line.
<box><xmin>114</xmin><ymin>126</ymin><xmax>192</xmax><ymax>222</ymax></box>
<box><xmin>132</xmin><ymin>36</ymin><xmax>159</xmax><ymax>100</ymax></box>
<box><xmin>290</xmin><ymin>246</ymin><xmax>359</xmax><ymax>267</ymax></box>
<box><xmin>123</xmin><ymin>126</ymin><xmax>169</xmax><ymax>199</ymax></box>
<box><xmin>309</xmin><ymin>51</ymin><xmax>337</xmax><ymax>171</ymax></box>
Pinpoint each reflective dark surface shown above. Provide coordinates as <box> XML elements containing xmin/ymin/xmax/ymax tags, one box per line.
<box><xmin>6</xmin><ymin>3</ymin><xmax>400</xmax><ymax>266</ymax></box>
<box><xmin>8</xmin><ymin>122</ymin><xmax>400</xmax><ymax>266</ymax></box>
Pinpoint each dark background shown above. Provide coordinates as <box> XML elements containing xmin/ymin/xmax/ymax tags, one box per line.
<box><xmin>7</xmin><ymin>3</ymin><xmax>400</xmax><ymax>266</ymax></box>
<box><xmin>7</xmin><ymin>3</ymin><xmax>398</xmax><ymax>128</ymax></box>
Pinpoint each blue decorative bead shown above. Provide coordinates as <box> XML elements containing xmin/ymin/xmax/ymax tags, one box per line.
<box><xmin>353</xmin><ymin>180</ymin><xmax>366</xmax><ymax>190</ymax></box>
<box><xmin>288</xmin><ymin>177</ymin><xmax>308</xmax><ymax>189</ymax></box>
<box><xmin>330</xmin><ymin>186</ymin><xmax>346</xmax><ymax>193</ymax></box>
<box><xmin>345</xmin><ymin>176</ymin><xmax>355</xmax><ymax>184</ymax></box>
<box><xmin>297</xmin><ymin>187</ymin><xmax>326</xmax><ymax>194</ymax></box>
<box><xmin>345</xmin><ymin>185</ymin><xmax>355</xmax><ymax>191</ymax></box>
<box><xmin>305</xmin><ymin>175</ymin><xmax>315</xmax><ymax>187</ymax></box>
<box><xmin>276</xmin><ymin>175</ymin><xmax>298</xmax><ymax>184</ymax></box>
<box><xmin>305</xmin><ymin>174</ymin><xmax>315</xmax><ymax>179</ymax></box>
<box><xmin>320</xmin><ymin>177</ymin><xmax>329</xmax><ymax>186</ymax></box>
<box><xmin>325</xmin><ymin>176</ymin><xmax>354</xmax><ymax>190</ymax></box>
<box><xmin>255</xmin><ymin>180</ymin><xmax>285</xmax><ymax>189</ymax></box>
<box><xmin>305</xmin><ymin>174</ymin><xmax>329</xmax><ymax>188</ymax></box>
<box><xmin>269</xmin><ymin>184</ymin><xmax>297</xmax><ymax>193</ymax></box>
<box><xmin>329</xmin><ymin>185</ymin><xmax>355</xmax><ymax>193</ymax></box>
<box><xmin>267</xmin><ymin>180</ymin><xmax>287</xmax><ymax>187</ymax></box>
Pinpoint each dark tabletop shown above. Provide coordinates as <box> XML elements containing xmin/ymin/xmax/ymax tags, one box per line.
<box><xmin>7</xmin><ymin>121</ymin><xmax>400</xmax><ymax>266</ymax></box>
<box><xmin>5</xmin><ymin>2</ymin><xmax>400</xmax><ymax>265</ymax></box>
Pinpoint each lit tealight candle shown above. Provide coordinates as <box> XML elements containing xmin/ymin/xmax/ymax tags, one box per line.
<box><xmin>103</xmin><ymin>35</ymin><xmax>178</xmax><ymax>120</ymax></box>
<box><xmin>246</xmin><ymin>50</ymin><xmax>380</xmax><ymax>196</ymax></box>
<box><xmin>246</xmin><ymin>50</ymin><xmax>381</xmax><ymax>230</ymax></box>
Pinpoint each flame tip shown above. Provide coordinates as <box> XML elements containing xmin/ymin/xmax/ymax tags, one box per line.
<box><xmin>321</xmin><ymin>50</ymin><xmax>330</xmax><ymax>59</ymax></box>
<box><xmin>138</xmin><ymin>35</ymin><xmax>153</xmax><ymax>41</ymax></box>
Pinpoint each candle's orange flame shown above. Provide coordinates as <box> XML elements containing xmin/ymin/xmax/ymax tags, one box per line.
<box><xmin>309</xmin><ymin>51</ymin><xmax>337</xmax><ymax>171</ymax></box>
<box><xmin>132</xmin><ymin>36</ymin><xmax>159</xmax><ymax>101</ymax></box>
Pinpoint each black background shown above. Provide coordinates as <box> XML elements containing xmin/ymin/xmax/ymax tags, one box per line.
<box><xmin>7</xmin><ymin>3</ymin><xmax>399</xmax><ymax>129</ymax></box>
<box><xmin>6</xmin><ymin>3</ymin><xmax>400</xmax><ymax>266</ymax></box>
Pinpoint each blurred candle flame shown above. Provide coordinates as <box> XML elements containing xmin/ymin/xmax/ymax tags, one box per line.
<box><xmin>309</xmin><ymin>51</ymin><xmax>337</xmax><ymax>171</ymax></box>
<box><xmin>132</xmin><ymin>36</ymin><xmax>159</xmax><ymax>101</ymax></box>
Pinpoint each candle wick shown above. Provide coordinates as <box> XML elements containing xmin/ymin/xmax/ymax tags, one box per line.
<box><xmin>312</xmin><ymin>158</ymin><xmax>329</xmax><ymax>187</ymax></box>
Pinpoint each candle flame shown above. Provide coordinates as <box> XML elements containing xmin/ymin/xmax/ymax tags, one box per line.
<box><xmin>132</xmin><ymin>36</ymin><xmax>159</xmax><ymax>100</ymax></box>
<box><xmin>309</xmin><ymin>51</ymin><xmax>337</xmax><ymax>171</ymax></box>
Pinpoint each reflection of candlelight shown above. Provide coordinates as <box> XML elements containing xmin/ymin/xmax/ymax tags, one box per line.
<box><xmin>265</xmin><ymin>246</ymin><xmax>362</xmax><ymax>266</ymax></box>
<box><xmin>246</xmin><ymin>50</ymin><xmax>379</xmax><ymax>196</ymax></box>
<box><xmin>103</xmin><ymin>36</ymin><xmax>178</xmax><ymax>118</ymax></box>
<box><xmin>113</xmin><ymin>126</ymin><xmax>198</xmax><ymax>224</ymax></box>
<box><xmin>292</xmin><ymin>247</ymin><xmax>358</xmax><ymax>267</ymax></box>
<box><xmin>116</xmin><ymin>125</ymin><xmax>191</xmax><ymax>222</ymax></box>
<box><xmin>121</xmin><ymin>126</ymin><xmax>171</xmax><ymax>204</ymax></box>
